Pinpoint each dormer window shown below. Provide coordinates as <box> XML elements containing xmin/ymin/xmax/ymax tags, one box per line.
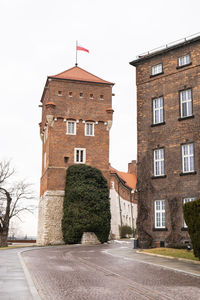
<box><xmin>178</xmin><ymin>54</ymin><xmax>191</xmax><ymax>67</ymax></box>
<box><xmin>151</xmin><ymin>63</ymin><xmax>163</xmax><ymax>76</ymax></box>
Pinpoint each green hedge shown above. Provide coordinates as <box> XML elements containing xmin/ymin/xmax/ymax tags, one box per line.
<box><xmin>183</xmin><ymin>199</ymin><xmax>200</xmax><ymax>259</ymax></box>
<box><xmin>119</xmin><ymin>225</ymin><xmax>133</xmax><ymax>238</ymax></box>
<box><xmin>62</xmin><ymin>164</ymin><xmax>111</xmax><ymax>244</ymax></box>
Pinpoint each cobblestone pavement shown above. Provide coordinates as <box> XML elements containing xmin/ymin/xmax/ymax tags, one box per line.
<box><xmin>22</xmin><ymin>242</ymin><xmax>200</xmax><ymax>300</ymax></box>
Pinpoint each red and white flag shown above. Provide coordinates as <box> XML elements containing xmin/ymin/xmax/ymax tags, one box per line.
<box><xmin>77</xmin><ymin>45</ymin><xmax>89</xmax><ymax>53</ymax></box>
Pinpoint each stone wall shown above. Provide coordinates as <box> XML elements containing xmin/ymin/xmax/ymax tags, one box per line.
<box><xmin>37</xmin><ymin>190</ymin><xmax>64</xmax><ymax>245</ymax></box>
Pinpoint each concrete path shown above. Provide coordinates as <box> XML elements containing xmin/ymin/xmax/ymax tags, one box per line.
<box><xmin>107</xmin><ymin>240</ymin><xmax>200</xmax><ymax>277</ymax></box>
<box><xmin>0</xmin><ymin>247</ymin><xmax>40</xmax><ymax>300</ymax></box>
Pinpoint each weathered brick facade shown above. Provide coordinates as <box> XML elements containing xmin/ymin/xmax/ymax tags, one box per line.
<box><xmin>130</xmin><ymin>36</ymin><xmax>200</xmax><ymax>247</ymax></box>
<box><xmin>37</xmin><ymin>66</ymin><xmax>114</xmax><ymax>245</ymax></box>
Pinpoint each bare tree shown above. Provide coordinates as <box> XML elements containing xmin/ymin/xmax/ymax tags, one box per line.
<box><xmin>0</xmin><ymin>160</ymin><xmax>35</xmax><ymax>247</ymax></box>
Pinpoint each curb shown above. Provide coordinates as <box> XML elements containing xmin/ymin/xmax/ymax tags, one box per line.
<box><xmin>18</xmin><ymin>250</ymin><xmax>41</xmax><ymax>300</ymax></box>
<box><xmin>136</xmin><ymin>250</ymin><xmax>200</xmax><ymax>265</ymax></box>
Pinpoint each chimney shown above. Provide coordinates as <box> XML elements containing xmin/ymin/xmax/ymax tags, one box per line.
<box><xmin>128</xmin><ymin>160</ymin><xmax>137</xmax><ymax>175</ymax></box>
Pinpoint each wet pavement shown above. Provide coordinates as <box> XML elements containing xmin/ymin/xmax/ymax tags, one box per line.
<box><xmin>0</xmin><ymin>247</ymin><xmax>39</xmax><ymax>300</ymax></box>
<box><xmin>21</xmin><ymin>241</ymin><xmax>200</xmax><ymax>300</ymax></box>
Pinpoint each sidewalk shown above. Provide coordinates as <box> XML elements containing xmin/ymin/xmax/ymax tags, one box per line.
<box><xmin>105</xmin><ymin>243</ymin><xmax>200</xmax><ymax>277</ymax></box>
<box><xmin>0</xmin><ymin>247</ymin><xmax>40</xmax><ymax>300</ymax></box>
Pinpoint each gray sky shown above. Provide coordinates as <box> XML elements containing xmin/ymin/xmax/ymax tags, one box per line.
<box><xmin>1</xmin><ymin>0</ymin><xmax>200</xmax><ymax>236</ymax></box>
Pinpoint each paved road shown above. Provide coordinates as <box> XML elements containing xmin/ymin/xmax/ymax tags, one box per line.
<box><xmin>22</xmin><ymin>241</ymin><xmax>200</xmax><ymax>300</ymax></box>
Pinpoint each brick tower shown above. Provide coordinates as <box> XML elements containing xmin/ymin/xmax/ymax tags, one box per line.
<box><xmin>37</xmin><ymin>66</ymin><xmax>114</xmax><ymax>245</ymax></box>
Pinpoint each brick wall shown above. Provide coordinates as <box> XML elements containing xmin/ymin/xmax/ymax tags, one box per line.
<box><xmin>132</xmin><ymin>39</ymin><xmax>200</xmax><ymax>246</ymax></box>
<box><xmin>40</xmin><ymin>79</ymin><xmax>113</xmax><ymax>195</ymax></box>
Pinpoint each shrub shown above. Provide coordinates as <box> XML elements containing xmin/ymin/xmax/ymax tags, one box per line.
<box><xmin>119</xmin><ymin>225</ymin><xmax>133</xmax><ymax>238</ymax></box>
<box><xmin>167</xmin><ymin>243</ymin><xmax>190</xmax><ymax>250</ymax></box>
<box><xmin>183</xmin><ymin>199</ymin><xmax>200</xmax><ymax>259</ymax></box>
<box><xmin>62</xmin><ymin>164</ymin><xmax>111</xmax><ymax>244</ymax></box>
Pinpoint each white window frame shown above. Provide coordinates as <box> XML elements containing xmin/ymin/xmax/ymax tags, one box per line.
<box><xmin>152</xmin><ymin>63</ymin><xmax>162</xmax><ymax>76</ymax></box>
<box><xmin>153</xmin><ymin>148</ymin><xmax>164</xmax><ymax>176</ymax></box>
<box><xmin>178</xmin><ymin>54</ymin><xmax>191</xmax><ymax>67</ymax></box>
<box><xmin>183</xmin><ymin>198</ymin><xmax>195</xmax><ymax>227</ymax></box>
<box><xmin>67</xmin><ymin>120</ymin><xmax>76</xmax><ymax>135</ymax></box>
<box><xmin>153</xmin><ymin>97</ymin><xmax>164</xmax><ymax>124</ymax></box>
<box><xmin>182</xmin><ymin>143</ymin><xmax>194</xmax><ymax>173</ymax></box>
<box><xmin>180</xmin><ymin>89</ymin><xmax>192</xmax><ymax>118</ymax></box>
<box><xmin>154</xmin><ymin>200</ymin><xmax>166</xmax><ymax>228</ymax></box>
<box><xmin>85</xmin><ymin>122</ymin><xmax>94</xmax><ymax>136</ymax></box>
<box><xmin>74</xmin><ymin>148</ymin><xmax>86</xmax><ymax>164</ymax></box>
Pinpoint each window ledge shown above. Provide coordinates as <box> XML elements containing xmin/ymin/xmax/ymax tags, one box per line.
<box><xmin>176</xmin><ymin>62</ymin><xmax>192</xmax><ymax>69</ymax></box>
<box><xmin>151</xmin><ymin>121</ymin><xmax>165</xmax><ymax>127</ymax></box>
<box><xmin>181</xmin><ymin>227</ymin><xmax>188</xmax><ymax>231</ymax></box>
<box><xmin>152</xmin><ymin>175</ymin><xmax>167</xmax><ymax>179</ymax></box>
<box><xmin>153</xmin><ymin>228</ymin><xmax>168</xmax><ymax>231</ymax></box>
<box><xmin>178</xmin><ymin>115</ymin><xmax>194</xmax><ymax>121</ymax></box>
<box><xmin>150</xmin><ymin>72</ymin><xmax>164</xmax><ymax>78</ymax></box>
<box><xmin>180</xmin><ymin>171</ymin><xmax>197</xmax><ymax>176</ymax></box>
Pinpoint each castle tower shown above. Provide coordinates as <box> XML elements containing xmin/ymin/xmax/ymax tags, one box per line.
<box><xmin>37</xmin><ymin>66</ymin><xmax>114</xmax><ymax>245</ymax></box>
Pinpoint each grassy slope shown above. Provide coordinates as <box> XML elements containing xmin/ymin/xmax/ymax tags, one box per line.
<box><xmin>142</xmin><ymin>248</ymin><xmax>199</xmax><ymax>261</ymax></box>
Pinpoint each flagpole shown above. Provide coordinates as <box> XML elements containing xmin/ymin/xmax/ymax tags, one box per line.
<box><xmin>75</xmin><ymin>40</ymin><xmax>78</xmax><ymax>66</ymax></box>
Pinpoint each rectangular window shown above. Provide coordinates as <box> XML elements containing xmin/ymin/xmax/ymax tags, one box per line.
<box><xmin>155</xmin><ymin>200</ymin><xmax>166</xmax><ymax>228</ymax></box>
<box><xmin>74</xmin><ymin>148</ymin><xmax>86</xmax><ymax>163</ymax></box>
<box><xmin>182</xmin><ymin>143</ymin><xmax>194</xmax><ymax>173</ymax></box>
<box><xmin>85</xmin><ymin>122</ymin><xmax>94</xmax><ymax>136</ymax></box>
<box><xmin>90</xmin><ymin>94</ymin><xmax>93</xmax><ymax>99</ymax></box>
<box><xmin>80</xmin><ymin>93</ymin><xmax>83</xmax><ymax>98</ymax></box>
<box><xmin>67</xmin><ymin>121</ymin><xmax>76</xmax><ymax>135</ymax></box>
<box><xmin>180</xmin><ymin>89</ymin><xmax>192</xmax><ymax>118</ymax></box>
<box><xmin>58</xmin><ymin>91</ymin><xmax>62</xmax><ymax>96</ymax></box>
<box><xmin>154</xmin><ymin>148</ymin><xmax>164</xmax><ymax>176</ymax></box>
<box><xmin>152</xmin><ymin>63</ymin><xmax>162</xmax><ymax>76</ymax></box>
<box><xmin>69</xmin><ymin>92</ymin><xmax>72</xmax><ymax>97</ymax></box>
<box><xmin>100</xmin><ymin>95</ymin><xmax>104</xmax><ymax>100</ymax></box>
<box><xmin>178</xmin><ymin>54</ymin><xmax>191</xmax><ymax>67</ymax></box>
<box><xmin>153</xmin><ymin>97</ymin><xmax>164</xmax><ymax>124</ymax></box>
<box><xmin>183</xmin><ymin>198</ymin><xmax>195</xmax><ymax>227</ymax></box>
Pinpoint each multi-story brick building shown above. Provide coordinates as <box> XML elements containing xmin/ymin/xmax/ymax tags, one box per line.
<box><xmin>130</xmin><ymin>35</ymin><xmax>200</xmax><ymax>248</ymax></box>
<box><xmin>37</xmin><ymin>66</ymin><xmax>114</xmax><ymax>245</ymax></box>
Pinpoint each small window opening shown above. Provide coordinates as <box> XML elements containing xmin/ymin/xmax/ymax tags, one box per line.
<box><xmin>69</xmin><ymin>92</ymin><xmax>72</xmax><ymax>97</ymax></box>
<box><xmin>58</xmin><ymin>91</ymin><xmax>62</xmax><ymax>96</ymax></box>
<box><xmin>80</xmin><ymin>93</ymin><xmax>83</xmax><ymax>98</ymax></box>
<box><xmin>100</xmin><ymin>95</ymin><xmax>104</xmax><ymax>100</ymax></box>
<box><xmin>90</xmin><ymin>94</ymin><xmax>93</xmax><ymax>99</ymax></box>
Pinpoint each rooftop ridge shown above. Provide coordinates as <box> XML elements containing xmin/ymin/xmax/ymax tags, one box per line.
<box><xmin>130</xmin><ymin>32</ymin><xmax>200</xmax><ymax>65</ymax></box>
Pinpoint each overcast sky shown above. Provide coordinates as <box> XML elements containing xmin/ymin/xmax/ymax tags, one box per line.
<box><xmin>1</xmin><ymin>0</ymin><xmax>200</xmax><ymax>236</ymax></box>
